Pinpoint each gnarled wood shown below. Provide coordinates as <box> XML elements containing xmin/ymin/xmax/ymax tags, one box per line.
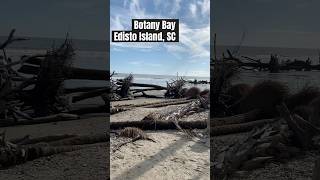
<box><xmin>211</xmin><ymin>118</ymin><xmax>277</xmax><ymax>136</ymax></box>
<box><xmin>211</xmin><ymin>109</ymin><xmax>260</xmax><ymax>127</ymax></box>
<box><xmin>110</xmin><ymin>120</ymin><xmax>206</xmax><ymax>130</ymax></box>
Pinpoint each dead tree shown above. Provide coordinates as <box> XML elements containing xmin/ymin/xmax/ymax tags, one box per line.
<box><xmin>165</xmin><ymin>77</ymin><xmax>185</xmax><ymax>98</ymax></box>
<box><xmin>32</xmin><ymin>37</ymin><xmax>74</xmax><ymax>116</ymax></box>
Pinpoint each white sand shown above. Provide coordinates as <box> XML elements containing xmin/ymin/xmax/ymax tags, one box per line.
<box><xmin>110</xmin><ymin>98</ymin><xmax>210</xmax><ymax>180</ymax></box>
<box><xmin>111</xmin><ymin>131</ymin><xmax>209</xmax><ymax>180</ymax></box>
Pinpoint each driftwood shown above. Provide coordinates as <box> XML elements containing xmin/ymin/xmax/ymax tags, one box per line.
<box><xmin>65</xmin><ymin>87</ymin><xmax>106</xmax><ymax>94</ymax></box>
<box><xmin>0</xmin><ymin>144</ymin><xmax>83</xmax><ymax>168</ymax></box>
<box><xmin>12</xmin><ymin>134</ymin><xmax>108</xmax><ymax>146</ymax></box>
<box><xmin>117</xmin><ymin>82</ymin><xmax>166</xmax><ymax>90</ymax></box>
<box><xmin>72</xmin><ymin>88</ymin><xmax>109</xmax><ymax>103</ymax></box>
<box><xmin>0</xmin><ymin>133</ymin><xmax>108</xmax><ymax>168</ymax></box>
<box><xmin>110</xmin><ymin>99</ymin><xmax>194</xmax><ymax>115</ymax></box>
<box><xmin>111</xmin><ymin>107</ymin><xmax>128</xmax><ymax>114</ymax></box>
<box><xmin>313</xmin><ymin>157</ymin><xmax>320</xmax><ymax>180</ymax></box>
<box><xmin>0</xmin><ymin>29</ymin><xmax>109</xmax><ymax>128</ymax></box>
<box><xmin>219</xmin><ymin>52</ymin><xmax>320</xmax><ymax>72</ymax></box>
<box><xmin>18</xmin><ymin>65</ymin><xmax>108</xmax><ymax>80</ymax></box>
<box><xmin>112</xmin><ymin>127</ymin><xmax>155</xmax><ymax>152</ymax></box>
<box><xmin>111</xmin><ymin>98</ymin><xmax>209</xmax><ymax>130</ymax></box>
<box><xmin>134</xmin><ymin>92</ymin><xmax>163</xmax><ymax>98</ymax></box>
<box><xmin>113</xmin><ymin>98</ymin><xmax>191</xmax><ymax>109</ymax></box>
<box><xmin>142</xmin><ymin>99</ymin><xmax>193</xmax><ymax>108</ymax></box>
<box><xmin>48</xmin><ymin>134</ymin><xmax>108</xmax><ymax>146</ymax></box>
<box><xmin>211</xmin><ymin>118</ymin><xmax>277</xmax><ymax>136</ymax></box>
<box><xmin>211</xmin><ymin>109</ymin><xmax>260</xmax><ymax>127</ymax></box>
<box><xmin>213</xmin><ymin>124</ymin><xmax>297</xmax><ymax>179</ymax></box>
<box><xmin>69</xmin><ymin>105</ymin><xmax>107</xmax><ymax>115</ymax></box>
<box><xmin>142</xmin><ymin>99</ymin><xmax>207</xmax><ymax>122</ymax></box>
<box><xmin>12</xmin><ymin>134</ymin><xmax>76</xmax><ymax>145</ymax></box>
<box><xmin>118</xmin><ymin>74</ymin><xmax>133</xmax><ymax>98</ymax></box>
<box><xmin>213</xmin><ymin>102</ymin><xmax>320</xmax><ymax>178</ymax></box>
<box><xmin>0</xmin><ymin>113</ymin><xmax>79</xmax><ymax>127</ymax></box>
<box><xmin>110</xmin><ymin>120</ymin><xmax>206</xmax><ymax>130</ymax></box>
<box><xmin>277</xmin><ymin>103</ymin><xmax>317</xmax><ymax>148</ymax></box>
<box><xmin>165</xmin><ymin>77</ymin><xmax>185</xmax><ymax>98</ymax></box>
<box><xmin>131</xmin><ymin>88</ymin><xmax>158</xmax><ymax>94</ymax></box>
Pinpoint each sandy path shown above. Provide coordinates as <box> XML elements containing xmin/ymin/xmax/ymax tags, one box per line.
<box><xmin>110</xmin><ymin>98</ymin><xmax>210</xmax><ymax>180</ymax></box>
<box><xmin>111</xmin><ymin>131</ymin><xmax>209</xmax><ymax>180</ymax></box>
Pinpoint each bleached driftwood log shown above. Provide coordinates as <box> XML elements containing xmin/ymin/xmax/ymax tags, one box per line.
<box><xmin>213</xmin><ymin>103</ymin><xmax>320</xmax><ymax>179</ymax></box>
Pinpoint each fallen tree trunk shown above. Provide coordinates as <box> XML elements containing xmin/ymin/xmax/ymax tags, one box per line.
<box><xmin>18</xmin><ymin>65</ymin><xmax>109</xmax><ymax>80</ymax></box>
<box><xmin>0</xmin><ymin>144</ymin><xmax>83</xmax><ymax>167</ymax></box>
<box><xmin>131</xmin><ymin>88</ymin><xmax>159</xmax><ymax>94</ymax></box>
<box><xmin>110</xmin><ymin>120</ymin><xmax>206</xmax><ymax>130</ymax></box>
<box><xmin>11</xmin><ymin>134</ymin><xmax>108</xmax><ymax>146</ymax></box>
<box><xmin>134</xmin><ymin>92</ymin><xmax>163</xmax><ymax>99</ymax></box>
<box><xmin>65</xmin><ymin>86</ymin><xmax>107</xmax><ymax>94</ymax></box>
<box><xmin>213</xmin><ymin>124</ymin><xmax>298</xmax><ymax>179</ymax></box>
<box><xmin>313</xmin><ymin>157</ymin><xmax>320</xmax><ymax>180</ymax></box>
<box><xmin>69</xmin><ymin>105</ymin><xmax>108</xmax><ymax>115</ymax></box>
<box><xmin>277</xmin><ymin>103</ymin><xmax>317</xmax><ymax>148</ymax></box>
<box><xmin>211</xmin><ymin>118</ymin><xmax>277</xmax><ymax>136</ymax></box>
<box><xmin>72</xmin><ymin>88</ymin><xmax>109</xmax><ymax>103</ymax></box>
<box><xmin>116</xmin><ymin>82</ymin><xmax>166</xmax><ymax>90</ymax></box>
<box><xmin>142</xmin><ymin>99</ymin><xmax>194</xmax><ymax>108</ymax></box>
<box><xmin>13</xmin><ymin>134</ymin><xmax>76</xmax><ymax>145</ymax></box>
<box><xmin>211</xmin><ymin>109</ymin><xmax>261</xmax><ymax>126</ymax></box>
<box><xmin>0</xmin><ymin>132</ymin><xmax>108</xmax><ymax>167</ymax></box>
<box><xmin>0</xmin><ymin>113</ymin><xmax>79</xmax><ymax>127</ymax></box>
<box><xmin>111</xmin><ymin>107</ymin><xmax>129</xmax><ymax>115</ymax></box>
<box><xmin>113</xmin><ymin>98</ymin><xmax>190</xmax><ymax>109</ymax></box>
<box><xmin>48</xmin><ymin>134</ymin><xmax>108</xmax><ymax>146</ymax></box>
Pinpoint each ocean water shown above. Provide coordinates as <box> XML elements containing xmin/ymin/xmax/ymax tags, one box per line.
<box><xmin>4</xmin><ymin>37</ymin><xmax>320</xmax><ymax>92</ymax></box>
<box><xmin>113</xmin><ymin>73</ymin><xmax>210</xmax><ymax>90</ymax></box>
<box><xmin>217</xmin><ymin>46</ymin><xmax>320</xmax><ymax>93</ymax></box>
<box><xmin>233</xmin><ymin>71</ymin><xmax>320</xmax><ymax>93</ymax></box>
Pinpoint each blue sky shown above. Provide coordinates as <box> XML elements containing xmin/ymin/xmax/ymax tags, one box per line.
<box><xmin>213</xmin><ymin>0</ymin><xmax>320</xmax><ymax>49</ymax></box>
<box><xmin>110</xmin><ymin>0</ymin><xmax>210</xmax><ymax>77</ymax></box>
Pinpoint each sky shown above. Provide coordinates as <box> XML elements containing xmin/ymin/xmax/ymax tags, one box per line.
<box><xmin>0</xmin><ymin>0</ymin><xmax>107</xmax><ymax>40</ymax></box>
<box><xmin>110</xmin><ymin>0</ymin><xmax>210</xmax><ymax>77</ymax></box>
<box><xmin>213</xmin><ymin>0</ymin><xmax>320</xmax><ymax>49</ymax></box>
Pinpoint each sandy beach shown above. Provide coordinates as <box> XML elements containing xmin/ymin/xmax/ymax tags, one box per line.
<box><xmin>0</xmin><ymin>116</ymin><xmax>108</xmax><ymax>180</ymax></box>
<box><xmin>110</xmin><ymin>98</ymin><xmax>210</xmax><ymax>180</ymax></box>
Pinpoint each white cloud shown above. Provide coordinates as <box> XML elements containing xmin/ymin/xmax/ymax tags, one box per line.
<box><xmin>111</xmin><ymin>0</ymin><xmax>210</xmax><ymax>60</ymax></box>
<box><xmin>128</xmin><ymin>60</ymin><xmax>162</xmax><ymax>67</ymax></box>
<box><xmin>129</xmin><ymin>61</ymin><xmax>143</xmax><ymax>65</ymax></box>
<box><xmin>189</xmin><ymin>3</ymin><xmax>197</xmax><ymax>17</ymax></box>
<box><xmin>111</xmin><ymin>41</ymin><xmax>160</xmax><ymax>49</ymax></box>
<box><xmin>171</xmin><ymin>0</ymin><xmax>182</xmax><ymax>15</ymax></box>
<box><xmin>199</xmin><ymin>0</ymin><xmax>210</xmax><ymax>16</ymax></box>
<box><xmin>128</xmin><ymin>0</ymin><xmax>146</xmax><ymax>18</ymax></box>
<box><xmin>111</xmin><ymin>15</ymin><xmax>125</xmax><ymax>30</ymax></box>
<box><xmin>165</xmin><ymin>23</ymin><xmax>210</xmax><ymax>60</ymax></box>
<box><xmin>186</xmin><ymin>70</ymin><xmax>209</xmax><ymax>77</ymax></box>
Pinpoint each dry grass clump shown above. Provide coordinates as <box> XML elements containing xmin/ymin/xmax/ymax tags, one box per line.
<box><xmin>226</xmin><ymin>83</ymin><xmax>251</xmax><ymax>104</ymax></box>
<box><xmin>119</xmin><ymin>127</ymin><xmax>145</xmax><ymax>138</ymax></box>
<box><xmin>286</xmin><ymin>86</ymin><xmax>320</xmax><ymax>110</ymax></box>
<box><xmin>235</xmin><ymin>80</ymin><xmax>289</xmax><ymax>117</ymax></box>
<box><xmin>184</xmin><ymin>87</ymin><xmax>201</xmax><ymax>99</ymax></box>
